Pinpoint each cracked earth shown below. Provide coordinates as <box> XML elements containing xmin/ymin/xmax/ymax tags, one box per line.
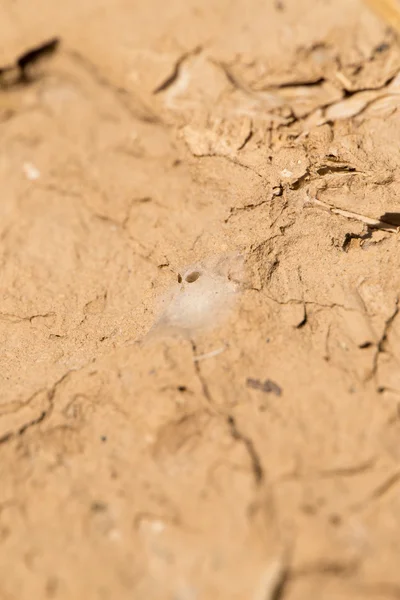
<box><xmin>1</xmin><ymin>1</ymin><xmax>400</xmax><ymax>599</ymax></box>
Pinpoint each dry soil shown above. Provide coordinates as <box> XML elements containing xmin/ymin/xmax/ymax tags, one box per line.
<box><xmin>1</xmin><ymin>1</ymin><xmax>400</xmax><ymax>599</ymax></box>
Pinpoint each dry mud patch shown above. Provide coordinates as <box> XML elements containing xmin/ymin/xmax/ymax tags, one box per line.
<box><xmin>1</xmin><ymin>1</ymin><xmax>400</xmax><ymax>599</ymax></box>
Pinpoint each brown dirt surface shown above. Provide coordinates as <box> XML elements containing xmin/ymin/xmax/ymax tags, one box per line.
<box><xmin>1</xmin><ymin>1</ymin><xmax>400</xmax><ymax>599</ymax></box>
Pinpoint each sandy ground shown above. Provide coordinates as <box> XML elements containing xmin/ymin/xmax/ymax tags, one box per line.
<box><xmin>1</xmin><ymin>1</ymin><xmax>400</xmax><ymax>598</ymax></box>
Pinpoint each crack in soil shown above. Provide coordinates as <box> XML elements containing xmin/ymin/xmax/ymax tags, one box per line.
<box><xmin>191</xmin><ymin>340</ymin><xmax>264</xmax><ymax>485</ymax></box>
<box><xmin>371</xmin><ymin>297</ymin><xmax>399</xmax><ymax>383</ymax></box>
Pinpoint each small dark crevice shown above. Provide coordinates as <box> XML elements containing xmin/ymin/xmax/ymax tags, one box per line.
<box><xmin>153</xmin><ymin>61</ymin><xmax>183</xmax><ymax>94</ymax></box>
<box><xmin>237</xmin><ymin>128</ymin><xmax>253</xmax><ymax>151</ymax></box>
<box><xmin>153</xmin><ymin>46</ymin><xmax>201</xmax><ymax>94</ymax></box>
<box><xmin>296</xmin><ymin>304</ymin><xmax>307</xmax><ymax>329</ymax></box>
<box><xmin>273</xmin><ymin>77</ymin><xmax>325</xmax><ymax>89</ymax></box>
<box><xmin>377</xmin><ymin>302</ymin><xmax>399</xmax><ymax>355</ymax></box>
<box><xmin>18</xmin><ymin>410</ymin><xmax>47</xmax><ymax>436</ymax></box>
<box><xmin>18</xmin><ymin>38</ymin><xmax>60</xmax><ymax>76</ymax></box>
<box><xmin>341</xmin><ymin>72</ymin><xmax>397</xmax><ymax>98</ymax></box>
<box><xmin>0</xmin><ymin>38</ymin><xmax>60</xmax><ymax>88</ymax></box>
<box><xmin>269</xmin><ymin>568</ymin><xmax>290</xmax><ymax>600</ymax></box>
<box><xmin>316</xmin><ymin>164</ymin><xmax>356</xmax><ymax>176</ymax></box>
<box><xmin>273</xmin><ymin>185</ymin><xmax>283</xmax><ymax>197</ymax></box>
<box><xmin>289</xmin><ymin>169</ymin><xmax>310</xmax><ymax>190</ymax></box>
<box><xmin>342</xmin><ymin>230</ymin><xmax>372</xmax><ymax>252</ymax></box>
<box><xmin>226</xmin><ymin>415</ymin><xmax>264</xmax><ymax>484</ymax></box>
<box><xmin>0</xmin><ymin>432</ymin><xmax>13</xmax><ymax>446</ymax></box>
<box><xmin>371</xmin><ymin>299</ymin><xmax>399</xmax><ymax>381</ymax></box>
<box><xmin>359</xmin><ymin>341</ymin><xmax>373</xmax><ymax>349</ymax></box>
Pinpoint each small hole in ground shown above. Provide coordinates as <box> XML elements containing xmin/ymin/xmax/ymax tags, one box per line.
<box><xmin>185</xmin><ymin>271</ymin><xmax>201</xmax><ymax>283</ymax></box>
<box><xmin>359</xmin><ymin>341</ymin><xmax>373</xmax><ymax>349</ymax></box>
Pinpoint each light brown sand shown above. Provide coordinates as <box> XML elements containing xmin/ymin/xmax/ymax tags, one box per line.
<box><xmin>1</xmin><ymin>1</ymin><xmax>400</xmax><ymax>598</ymax></box>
